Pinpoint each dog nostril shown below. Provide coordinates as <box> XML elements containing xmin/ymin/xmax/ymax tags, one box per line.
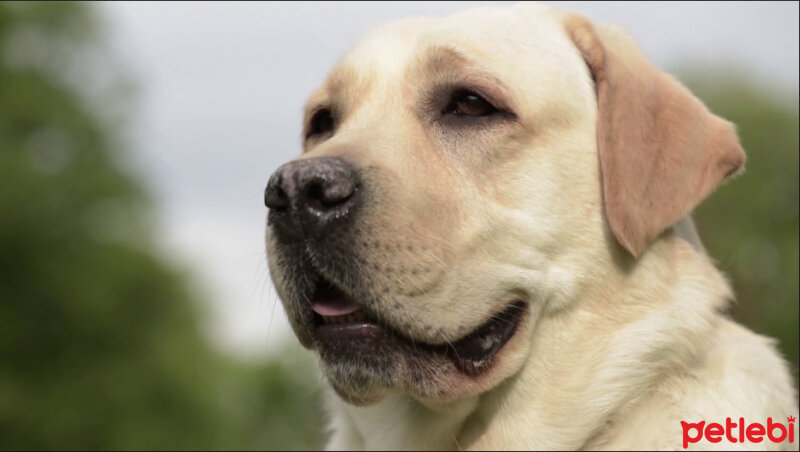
<box><xmin>264</xmin><ymin>185</ymin><xmax>289</xmax><ymax>210</ymax></box>
<box><xmin>307</xmin><ymin>183</ymin><xmax>325</xmax><ymax>210</ymax></box>
<box><xmin>306</xmin><ymin>180</ymin><xmax>354</xmax><ymax>210</ymax></box>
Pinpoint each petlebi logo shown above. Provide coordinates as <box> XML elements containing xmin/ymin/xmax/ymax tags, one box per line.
<box><xmin>681</xmin><ymin>416</ymin><xmax>796</xmax><ymax>449</ymax></box>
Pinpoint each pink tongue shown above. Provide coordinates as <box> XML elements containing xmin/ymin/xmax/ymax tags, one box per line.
<box><xmin>312</xmin><ymin>297</ymin><xmax>361</xmax><ymax>317</ymax></box>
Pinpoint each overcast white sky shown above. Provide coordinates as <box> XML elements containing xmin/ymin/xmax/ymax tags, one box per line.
<box><xmin>97</xmin><ymin>1</ymin><xmax>799</xmax><ymax>358</ymax></box>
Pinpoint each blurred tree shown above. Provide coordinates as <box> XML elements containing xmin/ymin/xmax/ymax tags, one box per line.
<box><xmin>0</xmin><ymin>2</ymin><xmax>322</xmax><ymax>450</ymax></box>
<box><xmin>682</xmin><ymin>72</ymin><xmax>799</xmax><ymax>377</ymax></box>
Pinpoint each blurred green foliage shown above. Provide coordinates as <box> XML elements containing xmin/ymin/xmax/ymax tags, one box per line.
<box><xmin>0</xmin><ymin>3</ymin><xmax>322</xmax><ymax>450</ymax></box>
<box><xmin>0</xmin><ymin>2</ymin><xmax>796</xmax><ymax>450</ymax></box>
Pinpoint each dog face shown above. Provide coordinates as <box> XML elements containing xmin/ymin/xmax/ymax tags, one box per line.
<box><xmin>264</xmin><ymin>4</ymin><xmax>744</xmax><ymax>405</ymax></box>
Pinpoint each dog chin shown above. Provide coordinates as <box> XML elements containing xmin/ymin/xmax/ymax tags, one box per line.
<box><xmin>316</xmin><ymin>336</ymin><xmax>454</xmax><ymax>404</ymax></box>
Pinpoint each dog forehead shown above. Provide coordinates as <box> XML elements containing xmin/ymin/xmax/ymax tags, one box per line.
<box><xmin>333</xmin><ymin>3</ymin><xmax>570</xmax><ymax>83</ymax></box>
<box><xmin>337</xmin><ymin>18</ymin><xmax>436</xmax><ymax>79</ymax></box>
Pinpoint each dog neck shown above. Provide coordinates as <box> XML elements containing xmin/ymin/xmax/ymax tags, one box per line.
<box><xmin>324</xmin><ymin>234</ymin><xmax>732</xmax><ymax>450</ymax></box>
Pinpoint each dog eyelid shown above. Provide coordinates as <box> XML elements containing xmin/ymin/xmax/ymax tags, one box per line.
<box><xmin>435</xmin><ymin>85</ymin><xmax>517</xmax><ymax>124</ymax></box>
<box><xmin>442</xmin><ymin>89</ymin><xmax>498</xmax><ymax>117</ymax></box>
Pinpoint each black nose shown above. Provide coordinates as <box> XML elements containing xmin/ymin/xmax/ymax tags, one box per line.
<box><xmin>264</xmin><ymin>157</ymin><xmax>359</xmax><ymax>239</ymax></box>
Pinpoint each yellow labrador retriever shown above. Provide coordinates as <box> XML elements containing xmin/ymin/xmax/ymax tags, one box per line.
<box><xmin>264</xmin><ymin>3</ymin><xmax>797</xmax><ymax>450</ymax></box>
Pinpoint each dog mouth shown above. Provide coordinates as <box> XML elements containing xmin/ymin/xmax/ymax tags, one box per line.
<box><xmin>310</xmin><ymin>279</ymin><xmax>526</xmax><ymax>376</ymax></box>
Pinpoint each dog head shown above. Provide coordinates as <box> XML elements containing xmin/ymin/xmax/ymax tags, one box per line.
<box><xmin>264</xmin><ymin>3</ymin><xmax>744</xmax><ymax>406</ymax></box>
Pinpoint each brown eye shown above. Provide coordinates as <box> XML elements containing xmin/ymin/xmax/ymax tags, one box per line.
<box><xmin>307</xmin><ymin>108</ymin><xmax>334</xmax><ymax>138</ymax></box>
<box><xmin>443</xmin><ymin>90</ymin><xmax>497</xmax><ymax>117</ymax></box>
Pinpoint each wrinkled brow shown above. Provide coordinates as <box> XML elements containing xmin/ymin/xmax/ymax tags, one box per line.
<box><xmin>406</xmin><ymin>45</ymin><xmax>474</xmax><ymax>82</ymax></box>
<box><xmin>406</xmin><ymin>45</ymin><xmax>516</xmax><ymax>113</ymax></box>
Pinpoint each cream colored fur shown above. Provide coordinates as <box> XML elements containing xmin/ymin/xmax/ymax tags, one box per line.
<box><xmin>270</xmin><ymin>3</ymin><xmax>798</xmax><ymax>450</ymax></box>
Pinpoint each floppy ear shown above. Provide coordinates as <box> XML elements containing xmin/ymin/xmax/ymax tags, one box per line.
<box><xmin>564</xmin><ymin>16</ymin><xmax>745</xmax><ymax>257</ymax></box>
